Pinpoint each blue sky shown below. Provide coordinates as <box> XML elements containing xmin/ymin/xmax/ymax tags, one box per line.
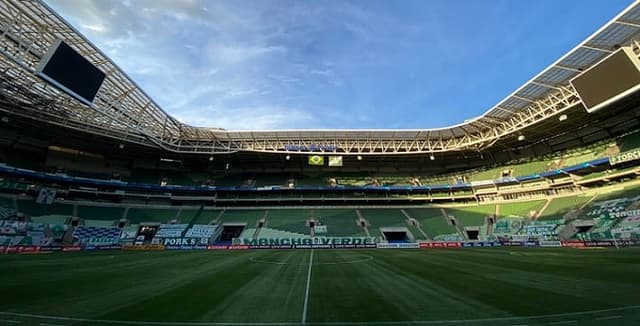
<box><xmin>46</xmin><ymin>0</ymin><xmax>631</xmax><ymax>130</ymax></box>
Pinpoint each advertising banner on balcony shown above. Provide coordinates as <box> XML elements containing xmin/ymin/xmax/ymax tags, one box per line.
<box><xmin>36</xmin><ymin>188</ymin><xmax>57</xmax><ymax>204</ymax></box>
<box><xmin>314</xmin><ymin>225</ymin><xmax>327</xmax><ymax>234</ymax></box>
<box><xmin>609</xmin><ymin>148</ymin><xmax>640</xmax><ymax>165</ymax></box>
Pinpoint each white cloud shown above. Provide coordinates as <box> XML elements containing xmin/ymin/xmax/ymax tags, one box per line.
<box><xmin>177</xmin><ymin>105</ymin><xmax>314</xmax><ymax>130</ymax></box>
<box><xmin>80</xmin><ymin>23</ymin><xmax>107</xmax><ymax>34</ymax></box>
<box><xmin>207</xmin><ymin>44</ymin><xmax>287</xmax><ymax>65</ymax></box>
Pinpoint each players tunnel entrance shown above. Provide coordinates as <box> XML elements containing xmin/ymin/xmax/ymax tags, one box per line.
<box><xmin>219</xmin><ymin>223</ymin><xmax>246</xmax><ymax>244</ymax></box>
<box><xmin>465</xmin><ymin>227</ymin><xmax>480</xmax><ymax>240</ymax></box>
<box><xmin>381</xmin><ymin>227</ymin><xmax>410</xmax><ymax>243</ymax></box>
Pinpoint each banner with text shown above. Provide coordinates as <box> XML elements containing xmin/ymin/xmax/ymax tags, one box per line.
<box><xmin>609</xmin><ymin>148</ymin><xmax>640</xmax><ymax>165</ymax></box>
<box><xmin>160</xmin><ymin>237</ymin><xmax>209</xmax><ymax>250</ymax></box>
<box><xmin>238</xmin><ymin>237</ymin><xmax>378</xmax><ymax>246</ymax></box>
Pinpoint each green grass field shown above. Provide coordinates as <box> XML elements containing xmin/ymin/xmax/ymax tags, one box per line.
<box><xmin>0</xmin><ymin>248</ymin><xmax>639</xmax><ymax>325</ymax></box>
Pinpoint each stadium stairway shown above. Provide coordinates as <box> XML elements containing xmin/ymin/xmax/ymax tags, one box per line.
<box><xmin>487</xmin><ymin>206</ymin><xmax>499</xmax><ymax>237</ymax></box>
<box><xmin>185</xmin><ymin>205</ymin><xmax>205</xmax><ymax>229</ymax></box>
<box><xmin>553</xmin><ymin>196</ymin><xmax>601</xmax><ymax>240</ymax></box>
<box><xmin>440</xmin><ymin>208</ymin><xmax>466</xmax><ymax>240</ymax></box>
<box><xmin>535</xmin><ymin>199</ymin><xmax>553</xmax><ymax>219</ymax></box>
<box><xmin>401</xmin><ymin>209</ymin><xmax>430</xmax><ymax>240</ymax></box>
<box><xmin>210</xmin><ymin>210</ymin><xmax>225</xmax><ymax>225</ymax></box>
<box><xmin>238</xmin><ymin>228</ymin><xmax>257</xmax><ymax>240</ymax></box>
<box><xmin>484</xmin><ymin>222</ymin><xmax>492</xmax><ymax>237</ymax></box>
<box><xmin>559</xmin><ymin>220</ymin><xmax>589</xmax><ymax>240</ymax></box>
<box><xmin>253</xmin><ymin>211</ymin><xmax>269</xmax><ymax>239</ymax></box>
<box><xmin>355</xmin><ymin>209</ymin><xmax>372</xmax><ymax>237</ymax></box>
<box><xmin>309</xmin><ymin>212</ymin><xmax>315</xmax><ymax>237</ymax></box>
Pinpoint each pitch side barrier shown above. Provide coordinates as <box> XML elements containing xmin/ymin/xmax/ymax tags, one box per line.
<box><xmin>208</xmin><ymin>244</ymin><xmax>378</xmax><ymax>250</ymax></box>
<box><xmin>0</xmin><ymin>244</ymin><xmax>124</xmax><ymax>254</ymax></box>
<box><xmin>3</xmin><ymin>240</ymin><xmax>640</xmax><ymax>254</ymax></box>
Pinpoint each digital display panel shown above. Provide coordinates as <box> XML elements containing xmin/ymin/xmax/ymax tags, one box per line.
<box><xmin>571</xmin><ymin>47</ymin><xmax>640</xmax><ymax>112</ymax></box>
<box><xmin>36</xmin><ymin>40</ymin><xmax>106</xmax><ymax>105</ymax></box>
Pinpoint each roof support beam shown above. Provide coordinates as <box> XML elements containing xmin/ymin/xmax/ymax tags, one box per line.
<box><xmin>530</xmin><ymin>81</ymin><xmax>560</xmax><ymax>90</ymax></box>
<box><xmin>554</xmin><ymin>64</ymin><xmax>582</xmax><ymax>73</ymax></box>
<box><xmin>512</xmin><ymin>95</ymin><xmax>536</xmax><ymax>103</ymax></box>
<box><xmin>614</xmin><ymin>20</ymin><xmax>640</xmax><ymax>28</ymax></box>
<box><xmin>580</xmin><ymin>44</ymin><xmax>613</xmax><ymax>53</ymax></box>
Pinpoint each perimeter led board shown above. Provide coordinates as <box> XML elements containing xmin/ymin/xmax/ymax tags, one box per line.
<box><xmin>36</xmin><ymin>40</ymin><xmax>106</xmax><ymax>106</ymax></box>
<box><xmin>571</xmin><ymin>47</ymin><xmax>640</xmax><ymax>113</ymax></box>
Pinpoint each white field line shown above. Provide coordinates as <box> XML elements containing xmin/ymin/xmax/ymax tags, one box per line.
<box><xmin>549</xmin><ymin>321</ymin><xmax>577</xmax><ymax>325</ymax></box>
<box><xmin>0</xmin><ymin>304</ymin><xmax>638</xmax><ymax>325</ymax></box>
<box><xmin>595</xmin><ymin>315</ymin><xmax>623</xmax><ymax>320</ymax></box>
<box><xmin>301</xmin><ymin>249</ymin><xmax>314</xmax><ymax>324</ymax></box>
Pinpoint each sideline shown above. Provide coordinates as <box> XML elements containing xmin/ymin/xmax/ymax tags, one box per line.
<box><xmin>0</xmin><ymin>305</ymin><xmax>638</xmax><ymax>325</ymax></box>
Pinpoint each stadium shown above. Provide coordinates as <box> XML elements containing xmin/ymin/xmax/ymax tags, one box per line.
<box><xmin>1</xmin><ymin>0</ymin><xmax>640</xmax><ymax>325</ymax></box>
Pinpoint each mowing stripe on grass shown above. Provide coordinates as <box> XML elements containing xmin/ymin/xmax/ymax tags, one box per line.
<box><xmin>301</xmin><ymin>249</ymin><xmax>314</xmax><ymax>324</ymax></box>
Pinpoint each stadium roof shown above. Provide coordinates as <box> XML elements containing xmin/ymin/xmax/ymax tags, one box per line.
<box><xmin>1</xmin><ymin>0</ymin><xmax>640</xmax><ymax>154</ymax></box>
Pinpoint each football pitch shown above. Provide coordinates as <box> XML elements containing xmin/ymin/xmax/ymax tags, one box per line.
<box><xmin>0</xmin><ymin>248</ymin><xmax>639</xmax><ymax>326</ymax></box>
